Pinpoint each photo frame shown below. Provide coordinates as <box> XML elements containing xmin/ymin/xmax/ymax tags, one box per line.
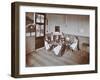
<box><xmin>11</xmin><ymin>2</ymin><xmax>98</xmax><ymax>78</ymax></box>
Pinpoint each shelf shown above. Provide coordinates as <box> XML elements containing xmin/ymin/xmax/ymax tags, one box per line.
<box><xmin>36</xmin><ymin>22</ymin><xmax>44</xmax><ymax>25</ymax></box>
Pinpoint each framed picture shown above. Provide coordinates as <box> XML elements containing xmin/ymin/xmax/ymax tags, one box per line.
<box><xmin>11</xmin><ymin>2</ymin><xmax>98</xmax><ymax>78</ymax></box>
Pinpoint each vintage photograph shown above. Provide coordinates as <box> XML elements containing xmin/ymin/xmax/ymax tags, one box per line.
<box><xmin>26</xmin><ymin>12</ymin><xmax>90</xmax><ymax>67</ymax></box>
<box><xmin>11</xmin><ymin>2</ymin><xmax>97</xmax><ymax>77</ymax></box>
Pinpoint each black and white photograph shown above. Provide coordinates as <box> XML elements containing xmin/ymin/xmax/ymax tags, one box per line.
<box><xmin>11</xmin><ymin>2</ymin><xmax>97</xmax><ymax>78</ymax></box>
<box><xmin>26</xmin><ymin>13</ymin><xmax>90</xmax><ymax>67</ymax></box>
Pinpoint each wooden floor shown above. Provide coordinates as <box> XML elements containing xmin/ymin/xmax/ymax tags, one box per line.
<box><xmin>26</xmin><ymin>47</ymin><xmax>89</xmax><ymax>67</ymax></box>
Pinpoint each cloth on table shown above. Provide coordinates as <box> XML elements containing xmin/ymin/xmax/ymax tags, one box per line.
<box><xmin>70</xmin><ymin>37</ymin><xmax>78</xmax><ymax>51</ymax></box>
<box><xmin>45</xmin><ymin>41</ymin><xmax>50</xmax><ymax>50</ymax></box>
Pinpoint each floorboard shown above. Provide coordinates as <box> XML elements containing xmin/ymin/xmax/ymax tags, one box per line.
<box><xmin>26</xmin><ymin>47</ymin><xmax>89</xmax><ymax>67</ymax></box>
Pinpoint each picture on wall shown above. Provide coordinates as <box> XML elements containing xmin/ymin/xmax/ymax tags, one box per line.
<box><xmin>11</xmin><ymin>2</ymin><xmax>97</xmax><ymax>78</ymax></box>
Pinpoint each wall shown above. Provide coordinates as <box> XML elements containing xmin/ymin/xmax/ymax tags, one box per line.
<box><xmin>26</xmin><ymin>36</ymin><xmax>35</xmax><ymax>54</ymax></box>
<box><xmin>26</xmin><ymin>12</ymin><xmax>35</xmax><ymax>53</ymax></box>
<box><xmin>47</xmin><ymin>14</ymin><xmax>89</xmax><ymax>37</ymax></box>
<box><xmin>0</xmin><ymin>0</ymin><xmax>99</xmax><ymax>80</ymax></box>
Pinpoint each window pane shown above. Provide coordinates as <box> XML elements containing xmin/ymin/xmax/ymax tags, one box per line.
<box><xmin>36</xmin><ymin>24</ymin><xmax>40</xmax><ymax>37</ymax></box>
<box><xmin>36</xmin><ymin>14</ymin><xmax>40</xmax><ymax>23</ymax></box>
<box><xmin>41</xmin><ymin>15</ymin><xmax>44</xmax><ymax>23</ymax></box>
<box><xmin>40</xmin><ymin>25</ymin><xmax>44</xmax><ymax>36</ymax></box>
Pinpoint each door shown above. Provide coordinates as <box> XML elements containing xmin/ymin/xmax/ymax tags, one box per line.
<box><xmin>35</xmin><ymin>13</ymin><xmax>46</xmax><ymax>49</ymax></box>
